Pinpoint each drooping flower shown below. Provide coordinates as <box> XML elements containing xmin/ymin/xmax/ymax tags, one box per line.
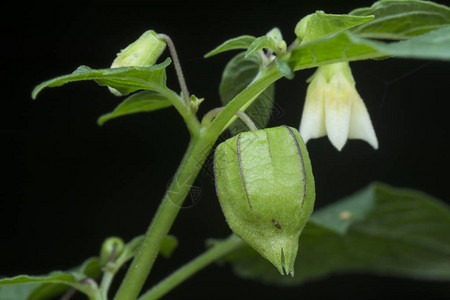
<box><xmin>299</xmin><ymin>62</ymin><xmax>378</xmax><ymax>151</ymax></box>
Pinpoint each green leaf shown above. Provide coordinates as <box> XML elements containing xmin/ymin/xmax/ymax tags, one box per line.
<box><xmin>204</xmin><ymin>35</ymin><xmax>256</xmax><ymax>58</ymax></box>
<box><xmin>220</xmin><ymin>183</ymin><xmax>450</xmax><ymax>285</ymax></box>
<box><xmin>97</xmin><ymin>91</ymin><xmax>173</xmax><ymax>125</ymax></box>
<box><xmin>32</xmin><ymin>58</ymin><xmax>171</xmax><ymax>99</ymax></box>
<box><xmin>0</xmin><ymin>258</ymin><xmax>100</xmax><ymax>300</ymax></box>
<box><xmin>354</xmin><ymin>25</ymin><xmax>450</xmax><ymax>61</ymax></box>
<box><xmin>295</xmin><ymin>11</ymin><xmax>374</xmax><ymax>44</ymax></box>
<box><xmin>276</xmin><ymin>59</ymin><xmax>294</xmax><ymax>80</ymax></box>
<box><xmin>219</xmin><ymin>52</ymin><xmax>275</xmax><ymax>135</ymax></box>
<box><xmin>245</xmin><ymin>28</ymin><xmax>287</xmax><ymax>58</ymax></box>
<box><xmin>0</xmin><ymin>284</ymin><xmax>39</xmax><ymax>300</ymax></box>
<box><xmin>351</xmin><ymin>0</ymin><xmax>450</xmax><ymax>39</ymax></box>
<box><xmin>308</xmin><ymin>187</ymin><xmax>375</xmax><ymax>235</ymax></box>
<box><xmin>28</xmin><ymin>258</ymin><xmax>101</xmax><ymax>300</ymax></box>
<box><xmin>289</xmin><ymin>30</ymin><xmax>387</xmax><ymax>71</ymax></box>
<box><xmin>245</xmin><ymin>36</ymin><xmax>275</xmax><ymax>58</ymax></box>
<box><xmin>0</xmin><ymin>272</ymin><xmax>97</xmax><ymax>300</ymax></box>
<box><xmin>288</xmin><ymin>25</ymin><xmax>450</xmax><ymax>71</ymax></box>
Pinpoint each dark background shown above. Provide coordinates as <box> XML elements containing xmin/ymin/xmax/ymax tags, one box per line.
<box><xmin>2</xmin><ymin>0</ymin><xmax>449</xmax><ymax>299</ymax></box>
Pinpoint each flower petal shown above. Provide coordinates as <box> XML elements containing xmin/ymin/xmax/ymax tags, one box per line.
<box><xmin>324</xmin><ymin>77</ymin><xmax>351</xmax><ymax>151</ymax></box>
<box><xmin>299</xmin><ymin>73</ymin><xmax>327</xmax><ymax>143</ymax></box>
<box><xmin>348</xmin><ymin>94</ymin><xmax>379</xmax><ymax>149</ymax></box>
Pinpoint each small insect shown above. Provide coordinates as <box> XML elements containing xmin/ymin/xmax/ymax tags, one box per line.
<box><xmin>272</xmin><ymin>218</ymin><xmax>281</xmax><ymax>229</ymax></box>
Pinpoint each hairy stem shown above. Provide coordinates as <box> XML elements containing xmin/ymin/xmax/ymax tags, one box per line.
<box><xmin>138</xmin><ymin>235</ymin><xmax>244</xmax><ymax>300</ymax></box>
<box><xmin>157</xmin><ymin>34</ymin><xmax>191</xmax><ymax>106</ymax></box>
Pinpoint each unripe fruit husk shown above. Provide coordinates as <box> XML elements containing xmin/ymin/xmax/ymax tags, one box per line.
<box><xmin>214</xmin><ymin>126</ymin><xmax>315</xmax><ymax>276</ymax></box>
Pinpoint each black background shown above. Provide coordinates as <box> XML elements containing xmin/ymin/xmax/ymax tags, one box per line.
<box><xmin>2</xmin><ymin>0</ymin><xmax>450</xmax><ymax>299</ymax></box>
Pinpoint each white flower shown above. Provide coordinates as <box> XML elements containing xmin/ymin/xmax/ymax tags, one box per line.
<box><xmin>299</xmin><ymin>62</ymin><xmax>378</xmax><ymax>151</ymax></box>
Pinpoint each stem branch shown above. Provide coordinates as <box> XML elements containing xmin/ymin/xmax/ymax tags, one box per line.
<box><xmin>138</xmin><ymin>235</ymin><xmax>244</xmax><ymax>300</ymax></box>
<box><xmin>158</xmin><ymin>87</ymin><xmax>201</xmax><ymax>137</ymax></box>
<box><xmin>99</xmin><ymin>243</ymin><xmax>118</xmax><ymax>299</ymax></box>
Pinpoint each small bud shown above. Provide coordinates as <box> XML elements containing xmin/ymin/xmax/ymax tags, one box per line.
<box><xmin>109</xmin><ymin>30</ymin><xmax>166</xmax><ymax>96</ymax></box>
<box><xmin>190</xmin><ymin>94</ymin><xmax>204</xmax><ymax>113</ymax></box>
<box><xmin>266</xmin><ymin>27</ymin><xmax>287</xmax><ymax>56</ymax></box>
<box><xmin>214</xmin><ymin>126</ymin><xmax>315</xmax><ymax>276</ymax></box>
<box><xmin>100</xmin><ymin>236</ymin><xmax>125</xmax><ymax>266</ymax></box>
<box><xmin>111</xmin><ymin>30</ymin><xmax>166</xmax><ymax>68</ymax></box>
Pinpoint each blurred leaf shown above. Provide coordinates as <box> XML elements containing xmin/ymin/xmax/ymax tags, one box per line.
<box><xmin>220</xmin><ymin>183</ymin><xmax>450</xmax><ymax>285</ymax></box>
<box><xmin>204</xmin><ymin>35</ymin><xmax>256</xmax><ymax>58</ymax></box>
<box><xmin>160</xmin><ymin>235</ymin><xmax>178</xmax><ymax>258</ymax></box>
<box><xmin>98</xmin><ymin>90</ymin><xmax>173</xmax><ymax>125</ymax></box>
<box><xmin>32</xmin><ymin>58</ymin><xmax>171</xmax><ymax>98</ymax></box>
<box><xmin>219</xmin><ymin>52</ymin><xmax>275</xmax><ymax>135</ymax></box>
<box><xmin>0</xmin><ymin>284</ymin><xmax>38</xmax><ymax>300</ymax></box>
<box><xmin>351</xmin><ymin>0</ymin><xmax>450</xmax><ymax>39</ymax></box>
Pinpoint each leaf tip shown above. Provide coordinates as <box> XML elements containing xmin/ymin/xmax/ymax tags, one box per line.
<box><xmin>97</xmin><ymin>116</ymin><xmax>108</xmax><ymax>126</ymax></box>
<box><xmin>244</xmin><ymin>50</ymin><xmax>253</xmax><ymax>59</ymax></box>
<box><xmin>31</xmin><ymin>86</ymin><xmax>41</xmax><ymax>100</ymax></box>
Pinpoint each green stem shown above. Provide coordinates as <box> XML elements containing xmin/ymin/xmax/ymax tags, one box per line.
<box><xmin>99</xmin><ymin>272</ymin><xmax>115</xmax><ymax>300</ymax></box>
<box><xmin>204</xmin><ymin>65</ymin><xmax>282</xmax><ymax>139</ymax></box>
<box><xmin>158</xmin><ymin>87</ymin><xmax>201</xmax><ymax>138</ymax></box>
<box><xmin>113</xmin><ymin>134</ymin><xmax>215</xmax><ymax>300</ymax></box>
<box><xmin>138</xmin><ymin>235</ymin><xmax>244</xmax><ymax>300</ymax></box>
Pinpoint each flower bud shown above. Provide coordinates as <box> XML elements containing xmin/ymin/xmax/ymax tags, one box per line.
<box><xmin>100</xmin><ymin>236</ymin><xmax>125</xmax><ymax>266</ymax></box>
<box><xmin>214</xmin><ymin>126</ymin><xmax>315</xmax><ymax>276</ymax></box>
<box><xmin>111</xmin><ymin>30</ymin><xmax>166</xmax><ymax>68</ymax></box>
<box><xmin>109</xmin><ymin>30</ymin><xmax>166</xmax><ymax>96</ymax></box>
